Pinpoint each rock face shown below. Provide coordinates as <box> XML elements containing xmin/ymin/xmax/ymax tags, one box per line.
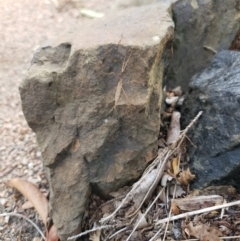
<box><xmin>181</xmin><ymin>50</ymin><xmax>240</xmax><ymax>191</ymax></box>
<box><xmin>19</xmin><ymin>2</ymin><xmax>174</xmax><ymax>240</ymax></box>
<box><xmin>165</xmin><ymin>0</ymin><xmax>240</xmax><ymax>91</ymax></box>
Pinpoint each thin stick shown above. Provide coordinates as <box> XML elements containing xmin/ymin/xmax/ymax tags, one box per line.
<box><xmin>114</xmin><ymin>51</ymin><xmax>132</xmax><ymax>108</ymax></box>
<box><xmin>163</xmin><ymin>177</ymin><xmax>181</xmax><ymax>241</ymax></box>
<box><xmin>100</xmin><ymin>182</ymin><xmax>139</xmax><ymax>223</ymax></box>
<box><xmin>107</xmin><ymin>227</ymin><xmax>127</xmax><ymax>240</ymax></box>
<box><xmin>156</xmin><ymin>200</ymin><xmax>240</xmax><ymax>225</ymax></box>
<box><xmin>220</xmin><ymin>199</ymin><xmax>226</xmax><ymax>219</ymax></box>
<box><xmin>178</xmin><ymin>236</ymin><xmax>240</xmax><ymax>241</ymax></box>
<box><xmin>126</xmin><ymin>188</ymin><xmax>165</xmax><ymax>241</ymax></box>
<box><xmin>121</xmin><ymin>86</ymin><xmax>131</xmax><ymax>105</ymax></box>
<box><xmin>0</xmin><ymin>212</ymin><xmax>46</xmax><ymax>240</ymax></box>
<box><xmin>67</xmin><ymin>225</ymin><xmax>113</xmax><ymax>240</ymax></box>
<box><xmin>203</xmin><ymin>45</ymin><xmax>217</xmax><ymax>54</ymax></box>
<box><xmin>175</xmin><ymin>111</ymin><xmax>202</xmax><ymax>143</ymax></box>
<box><xmin>162</xmin><ymin>169</ymin><xmax>179</xmax><ymax>241</ymax></box>
<box><xmin>149</xmin><ymin>224</ymin><xmax>165</xmax><ymax>241</ymax></box>
<box><xmin>127</xmin><ymin>150</ymin><xmax>172</xmax><ymax>218</ymax></box>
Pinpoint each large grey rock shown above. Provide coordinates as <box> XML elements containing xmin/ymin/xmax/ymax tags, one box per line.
<box><xmin>19</xmin><ymin>2</ymin><xmax>174</xmax><ymax>240</ymax></box>
<box><xmin>165</xmin><ymin>0</ymin><xmax>240</xmax><ymax>91</ymax></box>
<box><xmin>181</xmin><ymin>50</ymin><xmax>240</xmax><ymax>191</ymax></box>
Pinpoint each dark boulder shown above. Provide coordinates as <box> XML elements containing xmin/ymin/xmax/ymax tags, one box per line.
<box><xmin>181</xmin><ymin>50</ymin><xmax>240</xmax><ymax>190</ymax></box>
<box><xmin>165</xmin><ymin>0</ymin><xmax>240</xmax><ymax>91</ymax></box>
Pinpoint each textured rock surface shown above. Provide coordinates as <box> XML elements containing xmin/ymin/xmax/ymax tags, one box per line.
<box><xmin>20</xmin><ymin>2</ymin><xmax>174</xmax><ymax>240</ymax></box>
<box><xmin>165</xmin><ymin>0</ymin><xmax>240</xmax><ymax>91</ymax></box>
<box><xmin>181</xmin><ymin>50</ymin><xmax>240</xmax><ymax>191</ymax></box>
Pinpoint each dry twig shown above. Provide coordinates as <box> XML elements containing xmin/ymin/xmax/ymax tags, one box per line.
<box><xmin>67</xmin><ymin>224</ymin><xmax>114</xmax><ymax>240</ymax></box>
<box><xmin>156</xmin><ymin>200</ymin><xmax>240</xmax><ymax>225</ymax></box>
<box><xmin>126</xmin><ymin>187</ymin><xmax>165</xmax><ymax>241</ymax></box>
<box><xmin>113</xmin><ymin>51</ymin><xmax>132</xmax><ymax>109</ymax></box>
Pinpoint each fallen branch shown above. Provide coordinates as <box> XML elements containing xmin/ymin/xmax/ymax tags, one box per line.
<box><xmin>156</xmin><ymin>200</ymin><xmax>240</xmax><ymax>225</ymax></box>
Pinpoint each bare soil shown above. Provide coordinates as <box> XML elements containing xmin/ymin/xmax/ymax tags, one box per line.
<box><xmin>0</xmin><ymin>0</ymin><xmax>111</xmax><ymax>240</ymax></box>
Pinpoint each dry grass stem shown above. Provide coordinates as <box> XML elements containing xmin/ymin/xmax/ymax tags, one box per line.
<box><xmin>156</xmin><ymin>200</ymin><xmax>240</xmax><ymax>225</ymax></box>
<box><xmin>126</xmin><ymin>187</ymin><xmax>165</xmax><ymax>241</ymax></box>
<box><xmin>179</xmin><ymin>235</ymin><xmax>240</xmax><ymax>241</ymax></box>
<box><xmin>67</xmin><ymin>224</ymin><xmax>113</xmax><ymax>240</ymax></box>
<box><xmin>127</xmin><ymin>150</ymin><xmax>172</xmax><ymax>218</ymax></box>
<box><xmin>108</xmin><ymin>227</ymin><xmax>127</xmax><ymax>239</ymax></box>
<box><xmin>149</xmin><ymin>224</ymin><xmax>165</xmax><ymax>241</ymax></box>
<box><xmin>162</xmin><ymin>175</ymin><xmax>179</xmax><ymax>241</ymax></box>
<box><xmin>114</xmin><ymin>51</ymin><xmax>132</xmax><ymax>108</ymax></box>
<box><xmin>0</xmin><ymin>212</ymin><xmax>46</xmax><ymax>240</ymax></box>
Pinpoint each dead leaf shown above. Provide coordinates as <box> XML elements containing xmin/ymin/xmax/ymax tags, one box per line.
<box><xmin>177</xmin><ymin>168</ymin><xmax>195</xmax><ymax>186</ymax></box>
<box><xmin>182</xmin><ymin>222</ymin><xmax>222</xmax><ymax>241</ymax></box>
<box><xmin>22</xmin><ymin>200</ymin><xmax>34</xmax><ymax>210</ymax></box>
<box><xmin>205</xmin><ymin>210</ymin><xmax>219</xmax><ymax>218</ymax></box>
<box><xmin>8</xmin><ymin>178</ymin><xmax>48</xmax><ymax>225</ymax></box>
<box><xmin>134</xmin><ymin>211</ymin><xmax>148</xmax><ymax>230</ymax></box>
<box><xmin>172</xmin><ymin>157</ymin><xmax>179</xmax><ymax>175</ymax></box>
<box><xmin>89</xmin><ymin>230</ymin><xmax>101</xmax><ymax>241</ymax></box>
<box><xmin>173</xmin><ymin>195</ymin><xmax>223</xmax><ymax>212</ymax></box>
<box><xmin>171</xmin><ymin>200</ymin><xmax>180</xmax><ymax>215</ymax></box>
<box><xmin>46</xmin><ymin>224</ymin><xmax>59</xmax><ymax>241</ymax></box>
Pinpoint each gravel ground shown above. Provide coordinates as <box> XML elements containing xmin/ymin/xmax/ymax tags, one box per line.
<box><xmin>0</xmin><ymin>0</ymin><xmax>112</xmax><ymax>240</ymax></box>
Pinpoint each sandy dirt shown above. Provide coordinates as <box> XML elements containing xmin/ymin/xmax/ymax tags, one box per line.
<box><xmin>0</xmin><ymin>0</ymin><xmax>112</xmax><ymax>240</ymax></box>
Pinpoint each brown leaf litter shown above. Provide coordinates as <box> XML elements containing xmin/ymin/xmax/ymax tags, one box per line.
<box><xmin>65</xmin><ymin>87</ymin><xmax>240</xmax><ymax>241</ymax></box>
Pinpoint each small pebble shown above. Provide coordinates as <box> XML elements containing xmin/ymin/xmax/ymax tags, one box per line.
<box><xmin>36</xmin><ymin>151</ymin><xmax>41</xmax><ymax>158</ymax></box>
<box><xmin>22</xmin><ymin>158</ymin><xmax>28</xmax><ymax>165</ymax></box>
<box><xmin>0</xmin><ymin>198</ymin><xmax>8</xmax><ymax>206</ymax></box>
<box><xmin>4</xmin><ymin>216</ymin><xmax>10</xmax><ymax>224</ymax></box>
<box><xmin>165</xmin><ymin>96</ymin><xmax>179</xmax><ymax>105</ymax></box>
<box><xmin>18</xmin><ymin>164</ymin><xmax>22</xmax><ymax>169</ymax></box>
<box><xmin>28</xmin><ymin>170</ymin><xmax>34</xmax><ymax>176</ymax></box>
<box><xmin>28</xmin><ymin>162</ymin><xmax>34</xmax><ymax>169</ymax></box>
